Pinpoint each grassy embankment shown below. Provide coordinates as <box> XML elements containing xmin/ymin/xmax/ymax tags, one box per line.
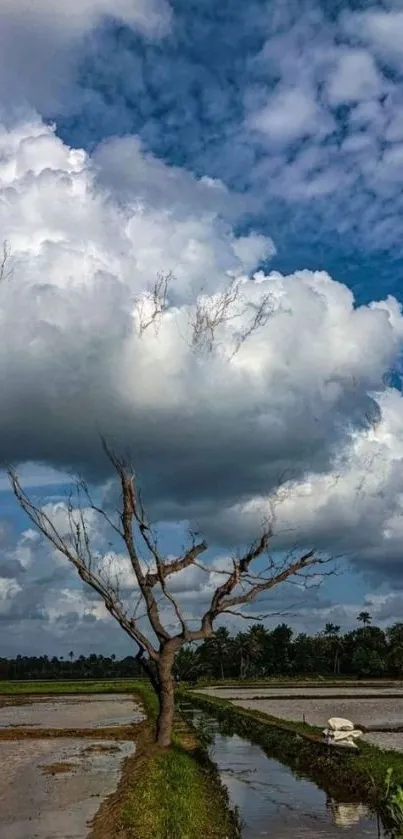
<box><xmin>0</xmin><ymin>679</ymin><xmax>143</xmax><ymax>694</ymax></box>
<box><xmin>194</xmin><ymin>676</ymin><xmax>403</xmax><ymax>688</ymax></box>
<box><xmin>0</xmin><ymin>679</ymin><xmax>238</xmax><ymax>839</ymax></box>
<box><xmin>184</xmin><ymin>688</ymin><xmax>403</xmax><ymax>828</ymax></box>
<box><xmin>118</xmin><ymin>682</ymin><xmax>238</xmax><ymax>839</ymax></box>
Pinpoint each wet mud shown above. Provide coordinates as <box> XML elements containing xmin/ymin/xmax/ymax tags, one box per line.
<box><xmin>0</xmin><ymin>694</ymin><xmax>144</xmax><ymax>839</ymax></box>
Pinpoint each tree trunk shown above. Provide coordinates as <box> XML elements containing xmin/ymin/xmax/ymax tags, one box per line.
<box><xmin>156</xmin><ymin>649</ymin><xmax>176</xmax><ymax>747</ymax></box>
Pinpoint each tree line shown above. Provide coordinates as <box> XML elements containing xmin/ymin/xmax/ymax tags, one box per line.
<box><xmin>2</xmin><ymin>612</ymin><xmax>403</xmax><ymax>682</ymax></box>
<box><xmin>0</xmin><ymin>652</ymin><xmax>143</xmax><ymax>681</ymax></box>
<box><xmin>173</xmin><ymin>612</ymin><xmax>403</xmax><ymax>681</ymax></box>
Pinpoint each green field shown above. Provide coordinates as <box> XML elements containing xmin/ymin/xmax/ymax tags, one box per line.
<box><xmin>0</xmin><ymin>679</ymin><xmax>144</xmax><ymax>695</ymax></box>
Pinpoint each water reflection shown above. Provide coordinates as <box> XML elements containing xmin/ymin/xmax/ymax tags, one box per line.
<box><xmin>326</xmin><ymin>798</ymin><xmax>371</xmax><ymax>827</ymax></box>
<box><xmin>180</xmin><ymin>704</ymin><xmax>383</xmax><ymax>838</ymax></box>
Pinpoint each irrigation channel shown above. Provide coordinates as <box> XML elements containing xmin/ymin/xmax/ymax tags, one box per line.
<box><xmin>180</xmin><ymin>701</ymin><xmax>385</xmax><ymax>839</ymax></box>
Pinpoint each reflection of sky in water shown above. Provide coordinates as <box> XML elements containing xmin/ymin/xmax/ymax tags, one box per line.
<box><xmin>185</xmin><ymin>710</ymin><xmax>382</xmax><ymax>839</ymax></box>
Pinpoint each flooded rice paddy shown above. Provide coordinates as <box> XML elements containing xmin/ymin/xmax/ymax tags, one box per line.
<box><xmin>0</xmin><ymin>694</ymin><xmax>144</xmax><ymax>730</ymax></box>
<box><xmin>199</xmin><ymin>686</ymin><xmax>403</xmax><ymax>741</ymax></box>
<box><xmin>0</xmin><ymin>693</ymin><xmax>143</xmax><ymax>839</ymax></box>
<box><xmin>0</xmin><ymin>686</ymin><xmax>398</xmax><ymax>838</ymax></box>
<box><xmin>0</xmin><ymin>738</ymin><xmax>134</xmax><ymax>839</ymax></box>
<box><xmin>201</xmin><ymin>686</ymin><xmax>403</xmax><ymax>699</ymax></box>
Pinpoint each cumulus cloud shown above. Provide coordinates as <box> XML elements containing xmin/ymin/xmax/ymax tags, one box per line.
<box><xmin>0</xmin><ymin>502</ymin><xmax>133</xmax><ymax>654</ymax></box>
<box><xmin>0</xmin><ymin>120</ymin><xmax>402</xmax><ymax>524</ymax></box>
<box><xmin>0</xmin><ymin>116</ymin><xmax>403</xmax><ymax>584</ymax></box>
<box><xmin>198</xmin><ymin>386</ymin><xmax>403</xmax><ymax>585</ymax></box>
<box><xmin>3</xmin><ymin>1</ymin><xmax>403</xmax><ymax>652</ymax></box>
<box><xmin>0</xmin><ymin>0</ymin><xmax>171</xmax><ymax>113</ymax></box>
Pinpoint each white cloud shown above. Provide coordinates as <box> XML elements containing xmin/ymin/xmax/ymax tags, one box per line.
<box><xmin>0</xmin><ymin>118</ymin><xmax>401</xmax><ymax>516</ymax></box>
<box><xmin>235</xmin><ymin>6</ymin><xmax>403</xmax><ymax>250</ymax></box>
<box><xmin>0</xmin><ymin>0</ymin><xmax>171</xmax><ymax>33</ymax></box>
<box><xmin>198</xmin><ymin>386</ymin><xmax>403</xmax><ymax>581</ymax></box>
<box><xmin>0</xmin><ymin>0</ymin><xmax>171</xmax><ymax>112</ymax></box>
<box><xmin>0</xmin><ymin>116</ymin><xmax>403</xmax><ymax>650</ymax></box>
<box><xmin>250</xmin><ymin>87</ymin><xmax>329</xmax><ymax>145</ymax></box>
<box><xmin>0</xmin><ymin>577</ymin><xmax>21</xmax><ymax>613</ymax></box>
<box><xmin>345</xmin><ymin>10</ymin><xmax>403</xmax><ymax>70</ymax></box>
<box><xmin>326</xmin><ymin>50</ymin><xmax>383</xmax><ymax>106</ymax></box>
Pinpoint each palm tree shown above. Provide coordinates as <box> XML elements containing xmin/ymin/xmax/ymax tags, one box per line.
<box><xmin>234</xmin><ymin>633</ymin><xmax>250</xmax><ymax>679</ymax></box>
<box><xmin>357</xmin><ymin>611</ymin><xmax>372</xmax><ymax>627</ymax></box>
<box><xmin>209</xmin><ymin>627</ymin><xmax>231</xmax><ymax>680</ymax></box>
<box><xmin>173</xmin><ymin>645</ymin><xmax>201</xmax><ymax>683</ymax></box>
<box><xmin>387</xmin><ymin>624</ymin><xmax>403</xmax><ymax>677</ymax></box>
<box><xmin>324</xmin><ymin>623</ymin><xmax>342</xmax><ymax>674</ymax></box>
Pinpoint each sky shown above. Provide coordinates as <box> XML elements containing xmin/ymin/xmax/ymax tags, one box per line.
<box><xmin>1</xmin><ymin>0</ymin><xmax>403</xmax><ymax>656</ymax></box>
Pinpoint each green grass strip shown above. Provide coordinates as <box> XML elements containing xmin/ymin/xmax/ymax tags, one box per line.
<box><xmin>0</xmin><ymin>679</ymin><xmax>146</xmax><ymax>695</ymax></box>
<box><xmin>122</xmin><ymin>683</ymin><xmax>237</xmax><ymax>839</ymax></box>
<box><xmin>122</xmin><ymin>742</ymin><xmax>234</xmax><ymax>839</ymax></box>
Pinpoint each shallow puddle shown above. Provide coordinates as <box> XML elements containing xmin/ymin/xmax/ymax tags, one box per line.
<box><xmin>0</xmin><ymin>694</ymin><xmax>144</xmax><ymax>730</ymax></box>
<box><xmin>181</xmin><ymin>704</ymin><xmax>384</xmax><ymax>838</ymax></box>
<box><xmin>0</xmin><ymin>737</ymin><xmax>134</xmax><ymax>839</ymax></box>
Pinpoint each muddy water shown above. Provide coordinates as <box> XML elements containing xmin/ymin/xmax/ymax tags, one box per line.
<box><xmin>0</xmin><ymin>738</ymin><xmax>135</xmax><ymax>839</ymax></box>
<box><xmin>181</xmin><ymin>705</ymin><xmax>384</xmax><ymax>839</ymax></box>
<box><xmin>228</xmin><ymin>696</ymin><xmax>403</xmax><ymax>730</ymax></box>
<box><xmin>197</xmin><ymin>687</ymin><xmax>403</xmax><ymax>734</ymax></box>
<box><xmin>202</xmin><ymin>687</ymin><xmax>403</xmax><ymax>698</ymax></box>
<box><xmin>0</xmin><ymin>694</ymin><xmax>144</xmax><ymax>729</ymax></box>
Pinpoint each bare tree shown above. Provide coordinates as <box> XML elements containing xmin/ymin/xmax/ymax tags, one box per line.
<box><xmin>8</xmin><ymin>443</ymin><xmax>331</xmax><ymax>748</ymax></box>
<box><xmin>6</xmin><ymin>267</ymin><xmax>334</xmax><ymax>746</ymax></box>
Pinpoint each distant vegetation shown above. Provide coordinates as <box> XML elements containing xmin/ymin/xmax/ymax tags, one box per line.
<box><xmin>2</xmin><ymin>614</ymin><xmax>403</xmax><ymax>682</ymax></box>
<box><xmin>173</xmin><ymin>616</ymin><xmax>403</xmax><ymax>682</ymax></box>
<box><xmin>0</xmin><ymin>652</ymin><xmax>143</xmax><ymax>681</ymax></box>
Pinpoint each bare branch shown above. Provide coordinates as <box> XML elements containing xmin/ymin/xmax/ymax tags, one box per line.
<box><xmin>7</xmin><ymin>466</ymin><xmax>159</xmax><ymax>662</ymax></box>
<box><xmin>189</xmin><ymin>279</ymin><xmax>275</xmax><ymax>357</ymax></box>
<box><xmin>221</xmin><ymin>607</ymin><xmax>299</xmax><ymax>621</ymax></box>
<box><xmin>220</xmin><ymin>550</ymin><xmax>325</xmax><ymax>612</ymax></box>
<box><xmin>77</xmin><ymin>478</ymin><xmax>124</xmax><ymax>541</ymax></box>
<box><xmin>192</xmin><ymin>560</ymin><xmax>232</xmax><ymax>576</ymax></box>
<box><xmin>99</xmin><ymin>438</ymin><xmax>173</xmax><ymax>642</ymax></box>
<box><xmin>209</xmin><ymin>529</ymin><xmax>272</xmax><ymax>616</ymax></box>
<box><xmin>191</xmin><ymin>280</ymin><xmax>240</xmax><ymax>353</ymax></box>
<box><xmin>230</xmin><ymin>290</ymin><xmax>274</xmax><ymax>357</ymax></box>
<box><xmin>144</xmin><ymin>539</ymin><xmax>208</xmax><ymax>587</ymax></box>
<box><xmin>135</xmin><ymin>271</ymin><xmax>172</xmax><ymax>336</ymax></box>
<box><xmin>0</xmin><ymin>241</ymin><xmax>12</xmax><ymax>284</ymax></box>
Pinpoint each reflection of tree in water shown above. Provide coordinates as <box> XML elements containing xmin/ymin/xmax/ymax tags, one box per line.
<box><xmin>326</xmin><ymin>795</ymin><xmax>370</xmax><ymax>827</ymax></box>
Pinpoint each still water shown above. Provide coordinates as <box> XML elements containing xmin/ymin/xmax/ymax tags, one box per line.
<box><xmin>180</xmin><ymin>704</ymin><xmax>384</xmax><ymax>839</ymax></box>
